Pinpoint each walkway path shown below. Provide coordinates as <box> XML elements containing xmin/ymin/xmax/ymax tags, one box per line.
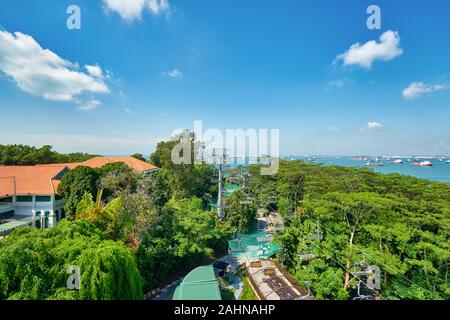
<box><xmin>243</xmin><ymin>211</ymin><xmax>312</xmax><ymax>300</ymax></box>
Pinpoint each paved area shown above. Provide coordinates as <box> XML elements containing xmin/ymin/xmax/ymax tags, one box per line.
<box><xmin>150</xmin><ymin>210</ymin><xmax>305</xmax><ymax>300</ymax></box>
<box><xmin>247</xmin><ymin>259</ymin><xmax>301</xmax><ymax>300</ymax></box>
<box><xmin>243</xmin><ymin>212</ymin><xmax>310</xmax><ymax>300</ymax></box>
<box><xmin>149</xmin><ymin>278</ymin><xmax>183</xmax><ymax>300</ymax></box>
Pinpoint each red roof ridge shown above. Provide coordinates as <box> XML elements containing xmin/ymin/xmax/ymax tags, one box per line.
<box><xmin>36</xmin><ymin>157</ymin><xmax>158</xmax><ymax>173</ymax></box>
<box><xmin>0</xmin><ymin>166</ymin><xmax>67</xmax><ymax>197</ymax></box>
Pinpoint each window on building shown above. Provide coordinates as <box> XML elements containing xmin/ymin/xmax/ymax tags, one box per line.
<box><xmin>55</xmin><ymin>194</ymin><xmax>64</xmax><ymax>201</ymax></box>
<box><xmin>0</xmin><ymin>210</ymin><xmax>15</xmax><ymax>219</ymax></box>
<box><xmin>16</xmin><ymin>196</ymin><xmax>33</xmax><ymax>202</ymax></box>
<box><xmin>44</xmin><ymin>212</ymin><xmax>50</xmax><ymax>229</ymax></box>
<box><xmin>35</xmin><ymin>196</ymin><xmax>52</xmax><ymax>202</ymax></box>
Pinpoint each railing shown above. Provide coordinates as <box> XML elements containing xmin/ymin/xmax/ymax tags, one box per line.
<box><xmin>0</xmin><ymin>203</ymin><xmax>14</xmax><ymax>212</ymax></box>
<box><xmin>54</xmin><ymin>199</ymin><xmax>66</xmax><ymax>207</ymax></box>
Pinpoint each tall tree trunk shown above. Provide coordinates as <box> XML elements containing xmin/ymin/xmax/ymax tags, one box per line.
<box><xmin>344</xmin><ymin>228</ymin><xmax>355</xmax><ymax>288</ymax></box>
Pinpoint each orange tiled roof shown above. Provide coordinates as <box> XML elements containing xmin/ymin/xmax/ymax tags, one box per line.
<box><xmin>37</xmin><ymin>162</ymin><xmax>81</xmax><ymax>169</ymax></box>
<box><xmin>79</xmin><ymin>157</ymin><xmax>158</xmax><ymax>172</ymax></box>
<box><xmin>0</xmin><ymin>166</ymin><xmax>67</xmax><ymax>197</ymax></box>
<box><xmin>38</xmin><ymin>157</ymin><xmax>158</xmax><ymax>173</ymax></box>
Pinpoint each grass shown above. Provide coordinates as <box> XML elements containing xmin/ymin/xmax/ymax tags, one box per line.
<box><xmin>238</xmin><ymin>269</ymin><xmax>258</xmax><ymax>300</ymax></box>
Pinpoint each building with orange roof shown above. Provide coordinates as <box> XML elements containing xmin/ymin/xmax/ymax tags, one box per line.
<box><xmin>0</xmin><ymin>157</ymin><xmax>158</xmax><ymax>236</ymax></box>
<box><xmin>0</xmin><ymin>165</ymin><xmax>68</xmax><ymax>234</ymax></box>
<box><xmin>37</xmin><ymin>156</ymin><xmax>159</xmax><ymax>173</ymax></box>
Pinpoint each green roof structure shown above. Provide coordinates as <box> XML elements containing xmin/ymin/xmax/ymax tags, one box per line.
<box><xmin>228</xmin><ymin>232</ymin><xmax>281</xmax><ymax>259</ymax></box>
<box><xmin>223</xmin><ymin>184</ymin><xmax>240</xmax><ymax>196</ymax></box>
<box><xmin>209</xmin><ymin>184</ymin><xmax>240</xmax><ymax>209</ymax></box>
<box><xmin>0</xmin><ymin>219</ymin><xmax>32</xmax><ymax>237</ymax></box>
<box><xmin>173</xmin><ymin>265</ymin><xmax>222</xmax><ymax>300</ymax></box>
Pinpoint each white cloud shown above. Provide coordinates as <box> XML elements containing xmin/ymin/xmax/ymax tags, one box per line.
<box><xmin>328</xmin><ymin>77</ymin><xmax>353</xmax><ymax>89</ymax></box>
<box><xmin>402</xmin><ymin>81</ymin><xmax>447</xmax><ymax>100</ymax></box>
<box><xmin>329</xmin><ymin>80</ymin><xmax>346</xmax><ymax>88</ymax></box>
<box><xmin>0</xmin><ymin>30</ymin><xmax>109</xmax><ymax>103</ymax></box>
<box><xmin>334</xmin><ymin>30</ymin><xmax>403</xmax><ymax>69</ymax></box>
<box><xmin>123</xmin><ymin>107</ymin><xmax>133</xmax><ymax>113</ymax></box>
<box><xmin>76</xmin><ymin>99</ymin><xmax>101</xmax><ymax>111</ymax></box>
<box><xmin>0</xmin><ymin>132</ymin><xmax>163</xmax><ymax>155</ymax></box>
<box><xmin>367</xmin><ymin>121</ymin><xmax>383</xmax><ymax>130</ymax></box>
<box><xmin>85</xmin><ymin>65</ymin><xmax>105</xmax><ymax>79</ymax></box>
<box><xmin>147</xmin><ymin>0</ymin><xmax>170</xmax><ymax>15</ymax></box>
<box><xmin>330</xmin><ymin>126</ymin><xmax>341</xmax><ymax>133</ymax></box>
<box><xmin>103</xmin><ymin>0</ymin><xmax>170</xmax><ymax>22</ymax></box>
<box><xmin>162</xmin><ymin>69</ymin><xmax>183</xmax><ymax>78</ymax></box>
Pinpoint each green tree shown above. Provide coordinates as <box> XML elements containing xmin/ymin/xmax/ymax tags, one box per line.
<box><xmin>224</xmin><ymin>190</ymin><xmax>257</xmax><ymax>233</ymax></box>
<box><xmin>130</xmin><ymin>153</ymin><xmax>146</xmax><ymax>162</ymax></box>
<box><xmin>57</xmin><ymin>166</ymin><xmax>99</xmax><ymax>217</ymax></box>
<box><xmin>249</xmin><ymin>160</ymin><xmax>450</xmax><ymax>300</ymax></box>
<box><xmin>0</xmin><ymin>220</ymin><xmax>143</xmax><ymax>300</ymax></box>
<box><xmin>0</xmin><ymin>144</ymin><xmax>96</xmax><ymax>165</ymax></box>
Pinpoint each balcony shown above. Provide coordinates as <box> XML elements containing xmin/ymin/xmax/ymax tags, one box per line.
<box><xmin>0</xmin><ymin>203</ymin><xmax>15</xmax><ymax>213</ymax></box>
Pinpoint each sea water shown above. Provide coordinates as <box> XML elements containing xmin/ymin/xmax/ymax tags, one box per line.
<box><xmin>292</xmin><ymin>156</ymin><xmax>450</xmax><ymax>183</ymax></box>
<box><xmin>226</xmin><ymin>156</ymin><xmax>450</xmax><ymax>183</ymax></box>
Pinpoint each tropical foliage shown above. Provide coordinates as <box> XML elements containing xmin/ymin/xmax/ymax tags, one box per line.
<box><xmin>3</xmin><ymin>140</ymin><xmax>446</xmax><ymax>301</ymax></box>
<box><xmin>248</xmin><ymin>160</ymin><xmax>450</xmax><ymax>300</ymax></box>
<box><xmin>0</xmin><ymin>144</ymin><xmax>97</xmax><ymax>165</ymax></box>
<box><xmin>0</xmin><ymin>220</ymin><xmax>142</xmax><ymax>300</ymax></box>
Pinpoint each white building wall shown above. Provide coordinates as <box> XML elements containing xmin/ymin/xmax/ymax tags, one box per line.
<box><xmin>0</xmin><ymin>203</ymin><xmax>15</xmax><ymax>214</ymax></box>
<box><xmin>7</xmin><ymin>195</ymin><xmax>66</xmax><ymax>229</ymax></box>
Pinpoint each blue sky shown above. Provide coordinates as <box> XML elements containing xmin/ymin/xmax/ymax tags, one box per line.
<box><xmin>0</xmin><ymin>0</ymin><xmax>449</xmax><ymax>156</ymax></box>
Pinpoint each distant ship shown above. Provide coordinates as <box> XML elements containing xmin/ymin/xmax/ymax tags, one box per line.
<box><xmin>446</xmin><ymin>159</ymin><xmax>450</xmax><ymax>164</ymax></box>
<box><xmin>366</xmin><ymin>159</ymin><xmax>384</xmax><ymax>167</ymax></box>
<box><xmin>352</xmin><ymin>156</ymin><xmax>368</xmax><ymax>161</ymax></box>
<box><xmin>420</xmin><ymin>161</ymin><xmax>433</xmax><ymax>167</ymax></box>
<box><xmin>391</xmin><ymin>159</ymin><xmax>403</xmax><ymax>165</ymax></box>
<box><xmin>411</xmin><ymin>160</ymin><xmax>433</xmax><ymax>167</ymax></box>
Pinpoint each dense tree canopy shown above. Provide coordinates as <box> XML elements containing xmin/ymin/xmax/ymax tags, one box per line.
<box><xmin>130</xmin><ymin>153</ymin><xmax>146</xmax><ymax>162</ymax></box>
<box><xmin>223</xmin><ymin>189</ymin><xmax>257</xmax><ymax>234</ymax></box>
<box><xmin>0</xmin><ymin>220</ymin><xmax>142</xmax><ymax>300</ymax></box>
<box><xmin>3</xmin><ymin>141</ymin><xmax>447</xmax><ymax>301</ymax></box>
<box><xmin>248</xmin><ymin>160</ymin><xmax>450</xmax><ymax>300</ymax></box>
<box><xmin>0</xmin><ymin>144</ymin><xmax>97</xmax><ymax>165</ymax></box>
<box><xmin>149</xmin><ymin>138</ymin><xmax>217</xmax><ymax>201</ymax></box>
<box><xmin>58</xmin><ymin>166</ymin><xmax>100</xmax><ymax>217</ymax></box>
<box><xmin>136</xmin><ymin>197</ymin><xmax>225</xmax><ymax>292</ymax></box>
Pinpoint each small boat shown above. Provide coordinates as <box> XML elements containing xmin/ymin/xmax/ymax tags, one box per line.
<box><xmin>445</xmin><ymin>159</ymin><xmax>450</xmax><ymax>164</ymax></box>
<box><xmin>391</xmin><ymin>159</ymin><xmax>403</xmax><ymax>165</ymax></box>
<box><xmin>420</xmin><ymin>161</ymin><xmax>433</xmax><ymax>167</ymax></box>
<box><xmin>366</xmin><ymin>160</ymin><xmax>384</xmax><ymax>167</ymax></box>
<box><xmin>352</xmin><ymin>156</ymin><xmax>368</xmax><ymax>161</ymax></box>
